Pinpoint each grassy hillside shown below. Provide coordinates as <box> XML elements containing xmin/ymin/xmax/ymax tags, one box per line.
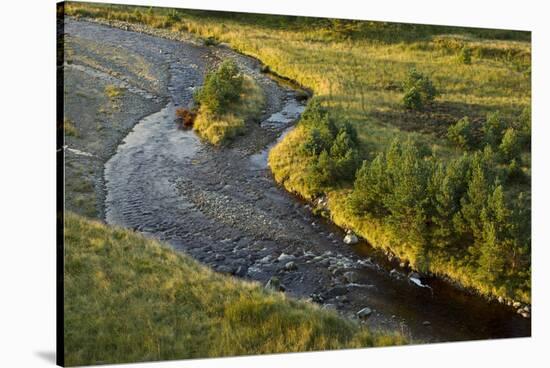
<box><xmin>64</xmin><ymin>2</ymin><xmax>531</xmax><ymax>304</ymax></box>
<box><xmin>64</xmin><ymin>212</ymin><xmax>405</xmax><ymax>366</ymax></box>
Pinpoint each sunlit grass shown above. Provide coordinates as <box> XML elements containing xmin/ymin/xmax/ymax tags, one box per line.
<box><xmin>64</xmin><ymin>212</ymin><xmax>406</xmax><ymax>366</ymax></box>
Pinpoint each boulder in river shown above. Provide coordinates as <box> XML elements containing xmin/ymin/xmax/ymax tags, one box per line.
<box><xmin>357</xmin><ymin>307</ymin><xmax>372</xmax><ymax>320</ymax></box>
<box><xmin>389</xmin><ymin>269</ymin><xmax>401</xmax><ymax>279</ymax></box>
<box><xmin>343</xmin><ymin>271</ymin><xmax>359</xmax><ymax>283</ymax></box>
<box><xmin>324</xmin><ymin>285</ymin><xmax>348</xmax><ymax>299</ymax></box>
<box><xmin>277</xmin><ymin>253</ymin><xmax>295</xmax><ymax>262</ymax></box>
<box><xmin>284</xmin><ymin>261</ymin><xmax>297</xmax><ymax>271</ymax></box>
<box><xmin>343</xmin><ymin>233</ymin><xmax>358</xmax><ymax>245</ymax></box>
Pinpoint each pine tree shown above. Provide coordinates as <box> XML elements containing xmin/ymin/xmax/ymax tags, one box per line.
<box><xmin>482</xmin><ymin>111</ymin><xmax>505</xmax><ymax>148</ymax></box>
<box><xmin>478</xmin><ymin>185</ymin><xmax>509</xmax><ymax>283</ymax></box>
<box><xmin>447</xmin><ymin>116</ymin><xmax>474</xmax><ymax>149</ymax></box>
<box><xmin>330</xmin><ymin>129</ymin><xmax>359</xmax><ymax>180</ymax></box>
<box><xmin>429</xmin><ymin>155</ymin><xmax>469</xmax><ymax>252</ymax></box>
<box><xmin>385</xmin><ymin>140</ymin><xmax>431</xmax><ymax>256</ymax></box>
<box><xmin>499</xmin><ymin>127</ymin><xmax>521</xmax><ymax>162</ymax></box>
<box><xmin>349</xmin><ymin>154</ymin><xmax>388</xmax><ymax>216</ymax></box>
<box><xmin>455</xmin><ymin>153</ymin><xmax>490</xmax><ymax>251</ymax></box>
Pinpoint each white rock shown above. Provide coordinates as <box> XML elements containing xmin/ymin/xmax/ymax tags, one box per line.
<box><xmin>343</xmin><ymin>233</ymin><xmax>358</xmax><ymax>245</ymax></box>
<box><xmin>357</xmin><ymin>307</ymin><xmax>372</xmax><ymax>320</ymax></box>
<box><xmin>277</xmin><ymin>253</ymin><xmax>295</xmax><ymax>262</ymax></box>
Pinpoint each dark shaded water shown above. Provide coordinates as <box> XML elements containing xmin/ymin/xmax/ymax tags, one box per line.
<box><xmin>66</xmin><ymin>18</ymin><xmax>530</xmax><ymax>344</ymax></box>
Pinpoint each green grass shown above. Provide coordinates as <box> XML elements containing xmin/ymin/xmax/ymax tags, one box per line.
<box><xmin>65</xmin><ymin>2</ymin><xmax>530</xmax><ymax>162</ymax></box>
<box><xmin>64</xmin><ymin>212</ymin><xmax>405</xmax><ymax>366</ymax></box>
<box><xmin>194</xmin><ymin>75</ymin><xmax>265</xmax><ymax>145</ymax></box>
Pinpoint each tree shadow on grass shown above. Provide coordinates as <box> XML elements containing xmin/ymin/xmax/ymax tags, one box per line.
<box><xmin>370</xmin><ymin>100</ymin><xmax>495</xmax><ymax>138</ymax></box>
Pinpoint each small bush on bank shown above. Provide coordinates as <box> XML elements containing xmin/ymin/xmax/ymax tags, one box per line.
<box><xmin>175</xmin><ymin>107</ymin><xmax>197</xmax><ymax>128</ymax></box>
<box><xmin>299</xmin><ymin>100</ymin><xmax>360</xmax><ymax>193</ymax></box>
<box><xmin>402</xmin><ymin>68</ymin><xmax>437</xmax><ymax>110</ymax></box>
<box><xmin>194</xmin><ymin>59</ymin><xmax>243</xmax><ymax>116</ymax></box>
<box><xmin>193</xmin><ymin>61</ymin><xmax>264</xmax><ymax>145</ymax></box>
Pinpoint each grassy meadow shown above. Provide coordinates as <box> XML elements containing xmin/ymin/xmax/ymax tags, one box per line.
<box><xmin>64</xmin><ymin>212</ymin><xmax>405</xmax><ymax>366</ymax></box>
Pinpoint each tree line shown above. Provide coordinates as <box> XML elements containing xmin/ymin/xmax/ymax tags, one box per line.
<box><xmin>298</xmin><ymin>100</ymin><xmax>530</xmax><ymax>301</ymax></box>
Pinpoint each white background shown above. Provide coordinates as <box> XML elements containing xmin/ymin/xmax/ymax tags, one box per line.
<box><xmin>1</xmin><ymin>0</ymin><xmax>548</xmax><ymax>367</ymax></box>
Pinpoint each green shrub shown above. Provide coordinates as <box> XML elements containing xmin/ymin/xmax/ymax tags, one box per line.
<box><xmin>298</xmin><ymin>100</ymin><xmax>362</xmax><ymax>192</ymax></box>
<box><xmin>349</xmin><ymin>155</ymin><xmax>389</xmax><ymax>217</ymax></box>
<box><xmin>457</xmin><ymin>46</ymin><xmax>472</xmax><ymax>64</ymax></box>
<box><xmin>193</xmin><ymin>75</ymin><xmax>264</xmax><ymax>145</ymax></box>
<box><xmin>300</xmin><ymin>101</ymin><xmax>360</xmax><ymax>191</ymax></box>
<box><xmin>482</xmin><ymin>111</ymin><xmax>505</xmax><ymax>148</ymax></box>
<box><xmin>302</xmin><ymin>128</ymin><xmax>328</xmax><ymax>156</ymax></box>
<box><xmin>499</xmin><ymin>127</ymin><xmax>521</xmax><ymax>162</ymax></box>
<box><xmin>447</xmin><ymin>117</ymin><xmax>474</xmax><ymax>149</ymax></box>
<box><xmin>512</xmin><ymin>106</ymin><xmax>531</xmax><ymax>150</ymax></box>
<box><xmin>194</xmin><ymin>59</ymin><xmax>243</xmax><ymax>116</ymax></box>
<box><xmin>329</xmin><ymin>128</ymin><xmax>360</xmax><ymax>180</ymax></box>
<box><xmin>505</xmin><ymin>159</ymin><xmax>527</xmax><ymax>184</ymax></box>
<box><xmin>402</xmin><ymin>68</ymin><xmax>437</xmax><ymax>110</ymax></box>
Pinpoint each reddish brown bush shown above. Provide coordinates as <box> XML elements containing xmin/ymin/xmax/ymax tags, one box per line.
<box><xmin>175</xmin><ymin>107</ymin><xmax>197</xmax><ymax>128</ymax></box>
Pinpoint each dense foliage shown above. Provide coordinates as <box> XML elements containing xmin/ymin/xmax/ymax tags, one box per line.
<box><xmin>300</xmin><ymin>101</ymin><xmax>360</xmax><ymax>193</ymax></box>
<box><xmin>348</xmin><ymin>139</ymin><xmax>530</xmax><ymax>297</ymax></box>
<box><xmin>194</xmin><ymin>59</ymin><xmax>243</xmax><ymax>116</ymax></box>
<box><xmin>402</xmin><ymin>68</ymin><xmax>437</xmax><ymax>110</ymax></box>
